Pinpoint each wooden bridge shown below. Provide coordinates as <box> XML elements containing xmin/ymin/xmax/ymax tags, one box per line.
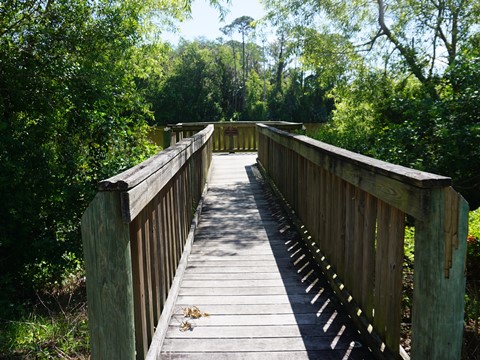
<box><xmin>82</xmin><ymin>122</ymin><xmax>469</xmax><ymax>359</ymax></box>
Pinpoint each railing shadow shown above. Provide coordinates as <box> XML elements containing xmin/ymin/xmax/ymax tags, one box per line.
<box><xmin>243</xmin><ymin>163</ymin><xmax>374</xmax><ymax>360</ymax></box>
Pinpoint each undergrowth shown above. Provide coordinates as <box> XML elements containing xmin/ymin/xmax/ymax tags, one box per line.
<box><xmin>0</xmin><ymin>269</ymin><xmax>89</xmax><ymax>359</ymax></box>
<box><xmin>400</xmin><ymin>209</ymin><xmax>480</xmax><ymax>358</ymax></box>
<box><xmin>464</xmin><ymin>208</ymin><xmax>480</xmax><ymax>359</ymax></box>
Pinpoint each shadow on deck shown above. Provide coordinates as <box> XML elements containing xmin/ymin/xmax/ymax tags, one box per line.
<box><xmin>159</xmin><ymin>154</ymin><xmax>374</xmax><ymax>359</ymax></box>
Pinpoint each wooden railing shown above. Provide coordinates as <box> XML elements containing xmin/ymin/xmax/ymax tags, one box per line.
<box><xmin>257</xmin><ymin>124</ymin><xmax>469</xmax><ymax>360</ymax></box>
<box><xmin>169</xmin><ymin>121</ymin><xmax>303</xmax><ymax>152</ymax></box>
<box><xmin>81</xmin><ymin>125</ymin><xmax>213</xmax><ymax>359</ymax></box>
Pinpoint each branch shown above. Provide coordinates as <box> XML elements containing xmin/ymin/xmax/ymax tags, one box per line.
<box><xmin>354</xmin><ymin>29</ymin><xmax>385</xmax><ymax>52</ymax></box>
<box><xmin>376</xmin><ymin>0</ymin><xmax>429</xmax><ymax>85</ymax></box>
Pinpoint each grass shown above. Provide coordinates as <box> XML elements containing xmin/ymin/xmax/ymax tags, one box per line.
<box><xmin>0</xmin><ymin>273</ymin><xmax>89</xmax><ymax>359</ymax></box>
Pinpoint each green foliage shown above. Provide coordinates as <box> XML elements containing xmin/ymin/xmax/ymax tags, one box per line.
<box><xmin>313</xmin><ymin>58</ymin><xmax>480</xmax><ymax>209</ymax></box>
<box><xmin>0</xmin><ymin>308</ymin><xmax>89</xmax><ymax>358</ymax></box>
<box><xmin>0</xmin><ymin>0</ymin><xmax>193</xmax><ymax>318</ymax></box>
<box><xmin>0</xmin><ymin>0</ymin><xmax>213</xmax><ymax>355</ymax></box>
<box><xmin>465</xmin><ymin>209</ymin><xmax>480</xmax><ymax>337</ymax></box>
<box><xmin>263</xmin><ymin>0</ymin><xmax>480</xmax><ymax>208</ymax></box>
<box><xmin>153</xmin><ymin>40</ymin><xmax>229</xmax><ymax>123</ymax></box>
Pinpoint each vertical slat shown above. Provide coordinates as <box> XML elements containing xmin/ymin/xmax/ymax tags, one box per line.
<box><xmin>334</xmin><ymin>177</ymin><xmax>346</xmax><ymax>278</ymax></box>
<box><xmin>239</xmin><ymin>126</ymin><xmax>245</xmax><ymax>150</ymax></box>
<box><xmin>130</xmin><ymin>214</ymin><xmax>148</xmax><ymax>359</ymax></box>
<box><xmin>81</xmin><ymin>192</ymin><xmax>135</xmax><ymax>359</ymax></box>
<box><xmin>150</xmin><ymin>197</ymin><xmax>160</xmax><ymax>323</ymax></box>
<box><xmin>318</xmin><ymin>168</ymin><xmax>327</xmax><ymax>251</ymax></box>
<box><xmin>143</xmin><ymin>205</ymin><xmax>155</xmax><ymax>344</ymax></box>
<box><xmin>153</xmin><ymin>194</ymin><xmax>165</xmax><ymax>313</ymax></box>
<box><xmin>158</xmin><ymin>193</ymin><xmax>167</xmax><ymax>303</ymax></box>
<box><xmin>344</xmin><ymin>182</ymin><xmax>356</xmax><ymax>293</ymax></box>
<box><xmin>167</xmin><ymin>187</ymin><xmax>177</xmax><ymax>280</ymax></box>
<box><xmin>361</xmin><ymin>192</ymin><xmax>377</xmax><ymax>320</ymax></box>
<box><xmin>175</xmin><ymin>174</ymin><xmax>184</xmax><ymax>258</ymax></box>
<box><xmin>163</xmin><ymin>191</ymin><xmax>173</xmax><ymax>292</ymax></box>
<box><xmin>351</xmin><ymin>188</ymin><xmax>363</xmax><ymax>302</ymax></box>
<box><xmin>324</xmin><ymin>172</ymin><xmax>334</xmax><ymax>261</ymax></box>
<box><xmin>306</xmin><ymin>161</ymin><xmax>315</xmax><ymax>239</ymax></box>
<box><xmin>173</xmin><ymin>175</ymin><xmax>182</xmax><ymax>259</ymax></box>
<box><xmin>213</xmin><ymin>126</ymin><xmax>219</xmax><ymax>152</ymax></box>
<box><xmin>313</xmin><ymin>166</ymin><xmax>322</xmax><ymax>249</ymax></box>
<box><xmin>374</xmin><ymin>200</ymin><xmax>404</xmax><ymax>355</ymax></box>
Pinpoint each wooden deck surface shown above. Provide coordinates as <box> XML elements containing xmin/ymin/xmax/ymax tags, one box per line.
<box><xmin>160</xmin><ymin>154</ymin><xmax>374</xmax><ymax>359</ymax></box>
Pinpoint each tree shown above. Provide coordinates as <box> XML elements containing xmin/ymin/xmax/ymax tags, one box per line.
<box><xmin>220</xmin><ymin>25</ymin><xmax>240</xmax><ymax>113</ymax></box>
<box><xmin>263</xmin><ymin>0</ymin><xmax>480</xmax><ymax>98</ymax></box>
<box><xmin>0</xmin><ymin>0</ymin><xmax>231</xmax><ymax>307</ymax></box>
<box><xmin>226</xmin><ymin>16</ymin><xmax>255</xmax><ymax>110</ymax></box>
<box><xmin>262</xmin><ymin>0</ymin><xmax>480</xmax><ymax>208</ymax></box>
<box><xmin>154</xmin><ymin>40</ymin><xmax>227</xmax><ymax>123</ymax></box>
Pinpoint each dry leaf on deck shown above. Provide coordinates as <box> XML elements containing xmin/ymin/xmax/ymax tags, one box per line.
<box><xmin>183</xmin><ymin>306</ymin><xmax>210</xmax><ymax>319</ymax></box>
<box><xmin>179</xmin><ymin>320</ymin><xmax>193</xmax><ymax>332</ymax></box>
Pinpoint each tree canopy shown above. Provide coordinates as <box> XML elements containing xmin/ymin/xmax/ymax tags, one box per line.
<box><xmin>0</xmin><ymin>0</ymin><xmax>230</xmax><ymax>309</ymax></box>
<box><xmin>0</xmin><ymin>0</ymin><xmax>478</xmax><ymax>322</ymax></box>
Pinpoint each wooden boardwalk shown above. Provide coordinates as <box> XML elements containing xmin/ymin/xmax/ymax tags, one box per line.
<box><xmin>160</xmin><ymin>154</ymin><xmax>374</xmax><ymax>359</ymax></box>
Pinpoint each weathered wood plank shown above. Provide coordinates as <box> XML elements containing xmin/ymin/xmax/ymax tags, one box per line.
<box><xmin>180</xmin><ymin>279</ymin><xmax>311</xmax><ymax>288</ymax></box>
<box><xmin>185</xmin><ymin>260</ymin><xmax>291</xmax><ymax>267</ymax></box>
<box><xmin>159</xmin><ymin>350</ymin><xmax>368</xmax><ymax>360</ymax></box>
<box><xmin>120</xmin><ymin>127</ymin><xmax>213</xmax><ymax>222</ymax></box>
<box><xmin>178</xmin><ymin>286</ymin><xmax>319</xmax><ymax>296</ymax></box>
<box><xmin>99</xmin><ymin>125</ymin><xmax>213</xmax><ymax>191</ymax></box>
<box><xmin>257</xmin><ymin>124</ymin><xmax>451</xmax><ymax>220</ymax></box>
<box><xmin>182</xmin><ymin>272</ymin><xmax>314</xmax><ymax>281</ymax></box>
<box><xmin>162</xmin><ymin>337</ymin><xmax>361</xmax><ymax>352</ymax></box>
<box><xmin>130</xmin><ymin>212</ymin><xmax>149</xmax><ymax>359</ymax></box>
<box><xmin>171</xmin><ymin>303</ymin><xmax>330</xmax><ymax>315</ymax></box>
<box><xmin>157</xmin><ymin>154</ymin><xmax>374</xmax><ymax>360</ymax></box>
<box><xmin>165</xmin><ymin>322</ymin><xmax>355</xmax><ymax>338</ymax></box>
<box><xmin>81</xmin><ymin>192</ymin><xmax>136</xmax><ymax>359</ymax></box>
<box><xmin>360</xmin><ymin>191</ymin><xmax>377</xmax><ymax>320</ymax></box>
<box><xmin>187</xmin><ymin>254</ymin><xmax>294</xmax><ymax>261</ymax></box>
<box><xmin>411</xmin><ymin>188</ymin><xmax>468</xmax><ymax>359</ymax></box>
<box><xmin>175</xmin><ymin>294</ymin><xmax>324</xmax><ymax>305</ymax></box>
<box><xmin>167</xmin><ymin>312</ymin><xmax>349</xmax><ymax>326</ymax></box>
<box><xmin>373</xmin><ymin>200</ymin><xmax>404</xmax><ymax>355</ymax></box>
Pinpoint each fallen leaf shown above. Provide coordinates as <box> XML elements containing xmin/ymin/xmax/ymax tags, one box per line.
<box><xmin>179</xmin><ymin>321</ymin><xmax>192</xmax><ymax>332</ymax></box>
<box><xmin>183</xmin><ymin>306</ymin><xmax>209</xmax><ymax>319</ymax></box>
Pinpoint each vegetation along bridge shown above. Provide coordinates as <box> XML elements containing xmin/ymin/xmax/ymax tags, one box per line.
<box><xmin>82</xmin><ymin>122</ymin><xmax>469</xmax><ymax>359</ymax></box>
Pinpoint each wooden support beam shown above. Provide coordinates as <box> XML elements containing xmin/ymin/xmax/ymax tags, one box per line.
<box><xmin>81</xmin><ymin>192</ymin><xmax>136</xmax><ymax>359</ymax></box>
<box><xmin>411</xmin><ymin>187</ymin><xmax>468</xmax><ymax>359</ymax></box>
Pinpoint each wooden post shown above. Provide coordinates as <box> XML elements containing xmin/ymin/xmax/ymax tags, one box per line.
<box><xmin>81</xmin><ymin>191</ymin><xmax>136</xmax><ymax>359</ymax></box>
<box><xmin>163</xmin><ymin>127</ymin><xmax>172</xmax><ymax>149</ymax></box>
<box><xmin>411</xmin><ymin>187</ymin><xmax>468</xmax><ymax>360</ymax></box>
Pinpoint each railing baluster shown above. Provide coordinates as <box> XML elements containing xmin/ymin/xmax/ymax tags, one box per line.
<box><xmin>82</xmin><ymin>125</ymin><xmax>213</xmax><ymax>359</ymax></box>
<box><xmin>257</xmin><ymin>123</ymin><xmax>468</xmax><ymax>360</ymax></box>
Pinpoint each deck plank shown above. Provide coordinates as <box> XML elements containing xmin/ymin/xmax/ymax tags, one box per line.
<box><xmin>159</xmin><ymin>154</ymin><xmax>374</xmax><ymax>359</ymax></box>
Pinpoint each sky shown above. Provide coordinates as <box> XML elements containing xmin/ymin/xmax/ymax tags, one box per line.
<box><xmin>162</xmin><ymin>0</ymin><xmax>267</xmax><ymax>43</ymax></box>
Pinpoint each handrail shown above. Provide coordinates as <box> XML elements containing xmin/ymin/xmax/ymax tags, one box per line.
<box><xmin>81</xmin><ymin>125</ymin><xmax>214</xmax><ymax>359</ymax></box>
<box><xmin>257</xmin><ymin>124</ymin><xmax>468</xmax><ymax>360</ymax></box>
<box><xmin>169</xmin><ymin>121</ymin><xmax>303</xmax><ymax>152</ymax></box>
